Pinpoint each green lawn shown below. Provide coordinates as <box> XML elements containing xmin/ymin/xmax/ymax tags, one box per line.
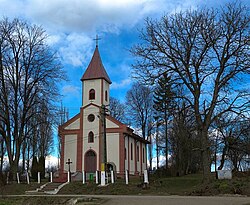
<box><xmin>0</xmin><ymin>173</ymin><xmax>249</xmax><ymax>199</ymax></box>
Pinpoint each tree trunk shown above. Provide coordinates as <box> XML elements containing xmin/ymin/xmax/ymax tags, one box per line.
<box><xmin>165</xmin><ymin>111</ymin><xmax>168</xmax><ymax>170</ymax></box>
<box><xmin>9</xmin><ymin>158</ymin><xmax>19</xmax><ymax>181</ymax></box>
<box><xmin>156</xmin><ymin>122</ymin><xmax>159</xmax><ymax>169</ymax></box>
<box><xmin>218</xmin><ymin>145</ymin><xmax>227</xmax><ymax>170</ymax></box>
<box><xmin>201</xmin><ymin>130</ymin><xmax>212</xmax><ymax>182</ymax></box>
<box><xmin>148</xmin><ymin>134</ymin><xmax>152</xmax><ymax>171</ymax></box>
<box><xmin>22</xmin><ymin>142</ymin><xmax>26</xmax><ymax>172</ymax></box>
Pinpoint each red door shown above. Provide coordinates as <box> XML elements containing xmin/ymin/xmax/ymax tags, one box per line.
<box><xmin>85</xmin><ymin>150</ymin><xmax>97</xmax><ymax>173</ymax></box>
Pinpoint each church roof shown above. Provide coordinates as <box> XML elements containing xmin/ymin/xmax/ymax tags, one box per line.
<box><xmin>81</xmin><ymin>46</ymin><xmax>112</xmax><ymax>84</ymax></box>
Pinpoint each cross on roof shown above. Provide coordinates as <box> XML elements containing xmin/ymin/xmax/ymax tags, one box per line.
<box><xmin>93</xmin><ymin>34</ymin><xmax>101</xmax><ymax>47</ymax></box>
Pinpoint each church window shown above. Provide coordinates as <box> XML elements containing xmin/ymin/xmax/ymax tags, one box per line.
<box><xmin>88</xmin><ymin>131</ymin><xmax>94</xmax><ymax>143</ymax></box>
<box><xmin>88</xmin><ymin>114</ymin><xmax>95</xmax><ymax>122</ymax></box>
<box><xmin>89</xmin><ymin>89</ymin><xmax>95</xmax><ymax>100</ymax></box>
<box><xmin>137</xmin><ymin>146</ymin><xmax>139</xmax><ymax>162</ymax></box>
<box><xmin>105</xmin><ymin>90</ymin><xmax>108</xmax><ymax>101</ymax></box>
<box><xmin>131</xmin><ymin>143</ymin><xmax>133</xmax><ymax>160</ymax></box>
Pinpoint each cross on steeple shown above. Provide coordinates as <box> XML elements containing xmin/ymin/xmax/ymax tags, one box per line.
<box><xmin>93</xmin><ymin>34</ymin><xmax>101</xmax><ymax>47</ymax></box>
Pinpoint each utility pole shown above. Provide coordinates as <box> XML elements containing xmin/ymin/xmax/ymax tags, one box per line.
<box><xmin>100</xmin><ymin>104</ymin><xmax>108</xmax><ymax>171</ymax></box>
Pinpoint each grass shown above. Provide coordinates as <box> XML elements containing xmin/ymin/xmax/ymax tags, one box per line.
<box><xmin>0</xmin><ymin>173</ymin><xmax>249</xmax><ymax>204</ymax></box>
<box><xmin>59</xmin><ymin>174</ymin><xmax>203</xmax><ymax>195</ymax></box>
<box><xmin>59</xmin><ymin>173</ymin><xmax>250</xmax><ymax>196</ymax></box>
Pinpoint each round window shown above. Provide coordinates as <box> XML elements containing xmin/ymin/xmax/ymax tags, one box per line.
<box><xmin>88</xmin><ymin>114</ymin><xmax>95</xmax><ymax>122</ymax></box>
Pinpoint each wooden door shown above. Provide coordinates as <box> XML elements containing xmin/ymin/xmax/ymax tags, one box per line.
<box><xmin>85</xmin><ymin>150</ymin><xmax>97</xmax><ymax>173</ymax></box>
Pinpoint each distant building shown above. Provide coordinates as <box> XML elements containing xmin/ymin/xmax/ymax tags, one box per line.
<box><xmin>58</xmin><ymin>45</ymin><xmax>149</xmax><ymax>176</ymax></box>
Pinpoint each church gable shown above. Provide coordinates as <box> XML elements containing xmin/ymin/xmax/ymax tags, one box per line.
<box><xmin>106</xmin><ymin>117</ymin><xmax>120</xmax><ymax>128</ymax></box>
<box><xmin>61</xmin><ymin>113</ymin><xmax>80</xmax><ymax>130</ymax></box>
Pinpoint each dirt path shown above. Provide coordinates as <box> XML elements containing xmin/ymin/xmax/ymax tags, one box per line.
<box><xmin>100</xmin><ymin>195</ymin><xmax>250</xmax><ymax>205</ymax></box>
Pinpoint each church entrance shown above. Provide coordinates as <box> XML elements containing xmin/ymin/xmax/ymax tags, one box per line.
<box><xmin>85</xmin><ymin>150</ymin><xmax>97</xmax><ymax>173</ymax></box>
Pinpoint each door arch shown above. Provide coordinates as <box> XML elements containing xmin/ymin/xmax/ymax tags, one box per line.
<box><xmin>84</xmin><ymin>150</ymin><xmax>97</xmax><ymax>173</ymax></box>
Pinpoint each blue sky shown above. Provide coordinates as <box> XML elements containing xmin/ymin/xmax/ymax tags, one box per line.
<box><xmin>1</xmin><ymin>0</ymin><xmax>249</xmax><ymax>118</ymax></box>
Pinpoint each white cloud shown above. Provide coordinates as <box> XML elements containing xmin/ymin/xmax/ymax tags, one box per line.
<box><xmin>58</xmin><ymin>33</ymin><xmax>93</xmax><ymax>66</ymax></box>
<box><xmin>0</xmin><ymin>0</ymin><xmax>202</xmax><ymax>34</ymax></box>
<box><xmin>111</xmin><ymin>78</ymin><xmax>131</xmax><ymax>90</ymax></box>
<box><xmin>0</xmin><ymin>0</ymin><xmax>203</xmax><ymax>69</ymax></box>
<box><xmin>62</xmin><ymin>85</ymin><xmax>81</xmax><ymax>97</ymax></box>
<box><xmin>45</xmin><ymin>155</ymin><xmax>59</xmax><ymax>169</ymax></box>
<box><xmin>150</xmin><ymin>155</ymin><xmax>166</xmax><ymax>168</ymax></box>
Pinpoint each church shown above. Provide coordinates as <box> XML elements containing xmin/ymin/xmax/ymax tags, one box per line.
<box><xmin>58</xmin><ymin>44</ymin><xmax>149</xmax><ymax>176</ymax></box>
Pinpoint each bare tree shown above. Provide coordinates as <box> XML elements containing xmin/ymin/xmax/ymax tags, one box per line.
<box><xmin>126</xmin><ymin>82</ymin><xmax>153</xmax><ymax>140</ymax></box>
<box><xmin>130</xmin><ymin>3</ymin><xmax>250</xmax><ymax>181</ymax></box>
<box><xmin>0</xmin><ymin>18</ymin><xmax>65</xmax><ymax>179</ymax></box>
<box><xmin>109</xmin><ymin>96</ymin><xmax>126</xmax><ymax>122</ymax></box>
<box><xmin>214</xmin><ymin>115</ymin><xmax>250</xmax><ymax>171</ymax></box>
<box><xmin>170</xmin><ymin>102</ymin><xmax>200</xmax><ymax>176</ymax></box>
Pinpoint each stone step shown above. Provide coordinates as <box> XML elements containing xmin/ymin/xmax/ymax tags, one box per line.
<box><xmin>26</xmin><ymin>182</ymin><xmax>67</xmax><ymax>195</ymax></box>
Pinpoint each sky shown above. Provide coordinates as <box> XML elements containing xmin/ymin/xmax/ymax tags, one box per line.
<box><xmin>0</xmin><ymin>0</ymin><xmax>249</xmax><ymax>119</ymax></box>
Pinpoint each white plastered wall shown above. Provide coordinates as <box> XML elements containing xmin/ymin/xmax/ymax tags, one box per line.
<box><xmin>65</xmin><ymin>118</ymin><xmax>80</xmax><ymax>130</ymax></box>
<box><xmin>82</xmin><ymin>79</ymin><xmax>102</xmax><ymax>107</ymax></box>
<box><xmin>106</xmin><ymin>118</ymin><xmax>119</xmax><ymax>128</ymax></box>
<box><xmin>136</xmin><ymin>142</ymin><xmax>141</xmax><ymax>173</ymax></box>
<box><xmin>129</xmin><ymin>137</ymin><xmax>135</xmax><ymax>174</ymax></box>
<box><xmin>82</xmin><ymin>105</ymin><xmax>100</xmax><ymax>170</ymax></box>
<box><xmin>106</xmin><ymin>133</ymin><xmax>119</xmax><ymax>171</ymax></box>
<box><xmin>125</xmin><ymin>136</ymin><xmax>128</xmax><ymax>171</ymax></box>
<box><xmin>103</xmin><ymin>80</ymin><xmax>110</xmax><ymax>106</ymax></box>
<box><xmin>64</xmin><ymin>134</ymin><xmax>77</xmax><ymax>172</ymax></box>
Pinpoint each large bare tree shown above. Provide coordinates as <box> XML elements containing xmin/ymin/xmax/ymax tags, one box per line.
<box><xmin>131</xmin><ymin>3</ymin><xmax>250</xmax><ymax>181</ymax></box>
<box><xmin>0</xmin><ymin>18</ymin><xmax>65</xmax><ymax>178</ymax></box>
<box><xmin>126</xmin><ymin>82</ymin><xmax>153</xmax><ymax>140</ymax></box>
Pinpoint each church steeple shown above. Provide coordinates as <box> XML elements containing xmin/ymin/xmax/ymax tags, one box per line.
<box><xmin>81</xmin><ymin>46</ymin><xmax>111</xmax><ymax>84</ymax></box>
<box><xmin>81</xmin><ymin>46</ymin><xmax>111</xmax><ymax>107</ymax></box>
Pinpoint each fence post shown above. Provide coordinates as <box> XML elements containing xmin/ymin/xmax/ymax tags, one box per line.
<box><xmin>101</xmin><ymin>171</ymin><xmax>106</xmax><ymax>186</ymax></box>
<box><xmin>96</xmin><ymin>171</ymin><xmax>99</xmax><ymax>184</ymax></box>
<box><xmin>16</xmin><ymin>172</ymin><xmax>20</xmax><ymax>184</ymax></box>
<box><xmin>144</xmin><ymin>169</ymin><xmax>149</xmax><ymax>184</ymax></box>
<box><xmin>125</xmin><ymin>170</ymin><xmax>129</xmax><ymax>185</ymax></box>
<box><xmin>82</xmin><ymin>171</ymin><xmax>86</xmax><ymax>184</ymax></box>
<box><xmin>38</xmin><ymin>172</ymin><xmax>40</xmax><ymax>184</ymax></box>
<box><xmin>50</xmin><ymin>172</ymin><xmax>53</xmax><ymax>183</ymax></box>
<box><xmin>27</xmin><ymin>172</ymin><xmax>30</xmax><ymax>184</ymax></box>
<box><xmin>111</xmin><ymin>170</ymin><xmax>114</xmax><ymax>184</ymax></box>
<box><xmin>67</xmin><ymin>171</ymin><xmax>70</xmax><ymax>183</ymax></box>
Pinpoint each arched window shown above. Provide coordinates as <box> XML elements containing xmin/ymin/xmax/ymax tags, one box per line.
<box><xmin>105</xmin><ymin>90</ymin><xmax>108</xmax><ymax>101</ymax></box>
<box><xmin>88</xmin><ymin>131</ymin><xmax>94</xmax><ymax>143</ymax></box>
<box><xmin>89</xmin><ymin>89</ymin><xmax>95</xmax><ymax>100</ymax></box>
<box><xmin>131</xmin><ymin>143</ymin><xmax>133</xmax><ymax>160</ymax></box>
